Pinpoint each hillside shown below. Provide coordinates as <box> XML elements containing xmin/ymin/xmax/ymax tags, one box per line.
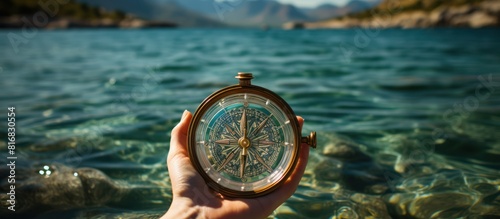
<box><xmin>304</xmin><ymin>1</ymin><xmax>379</xmax><ymax>20</ymax></box>
<box><xmin>0</xmin><ymin>0</ymin><xmax>384</xmax><ymax>28</ymax></box>
<box><xmin>293</xmin><ymin>0</ymin><xmax>500</xmax><ymax>28</ymax></box>
<box><xmin>77</xmin><ymin>0</ymin><xmax>223</xmax><ymax>27</ymax></box>
<box><xmin>0</xmin><ymin>0</ymin><xmax>176</xmax><ymax>28</ymax></box>
<box><xmin>173</xmin><ymin>0</ymin><xmax>380</xmax><ymax>27</ymax></box>
<box><xmin>169</xmin><ymin>0</ymin><xmax>311</xmax><ymax>27</ymax></box>
<box><xmin>0</xmin><ymin>0</ymin><xmax>126</xmax><ymax>20</ymax></box>
<box><xmin>224</xmin><ymin>1</ymin><xmax>310</xmax><ymax>27</ymax></box>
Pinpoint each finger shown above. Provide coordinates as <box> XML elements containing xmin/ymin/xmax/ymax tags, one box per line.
<box><xmin>277</xmin><ymin>116</ymin><xmax>308</xmax><ymax>197</ymax></box>
<box><xmin>167</xmin><ymin>110</ymin><xmax>212</xmax><ymax>199</ymax></box>
<box><xmin>168</xmin><ymin>110</ymin><xmax>192</xmax><ymax>164</ymax></box>
<box><xmin>297</xmin><ymin>116</ymin><xmax>304</xmax><ymax>131</ymax></box>
<box><xmin>283</xmin><ymin>130</ymin><xmax>309</xmax><ymax>192</ymax></box>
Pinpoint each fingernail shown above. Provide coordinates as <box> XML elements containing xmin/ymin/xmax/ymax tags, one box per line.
<box><xmin>181</xmin><ymin>110</ymin><xmax>188</xmax><ymax>119</ymax></box>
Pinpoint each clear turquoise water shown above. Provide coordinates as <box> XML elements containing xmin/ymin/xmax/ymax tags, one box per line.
<box><xmin>0</xmin><ymin>28</ymin><xmax>499</xmax><ymax>218</ymax></box>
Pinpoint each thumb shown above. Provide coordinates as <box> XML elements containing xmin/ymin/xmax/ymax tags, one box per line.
<box><xmin>168</xmin><ymin>110</ymin><xmax>192</xmax><ymax>164</ymax></box>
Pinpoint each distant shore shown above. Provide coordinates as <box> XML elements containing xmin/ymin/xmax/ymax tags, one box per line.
<box><xmin>0</xmin><ymin>16</ymin><xmax>176</xmax><ymax>29</ymax></box>
<box><xmin>284</xmin><ymin>0</ymin><xmax>500</xmax><ymax>29</ymax></box>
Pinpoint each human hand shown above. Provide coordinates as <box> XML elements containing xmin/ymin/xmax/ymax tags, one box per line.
<box><xmin>162</xmin><ymin>110</ymin><xmax>309</xmax><ymax>219</ymax></box>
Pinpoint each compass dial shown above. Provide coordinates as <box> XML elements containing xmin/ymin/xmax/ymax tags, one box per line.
<box><xmin>194</xmin><ymin>93</ymin><xmax>296</xmax><ymax>193</ymax></box>
<box><xmin>188</xmin><ymin>73</ymin><xmax>316</xmax><ymax>197</ymax></box>
<box><xmin>209</xmin><ymin>107</ymin><xmax>280</xmax><ymax>178</ymax></box>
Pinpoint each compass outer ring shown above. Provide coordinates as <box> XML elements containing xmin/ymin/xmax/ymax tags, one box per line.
<box><xmin>187</xmin><ymin>84</ymin><xmax>301</xmax><ymax>198</ymax></box>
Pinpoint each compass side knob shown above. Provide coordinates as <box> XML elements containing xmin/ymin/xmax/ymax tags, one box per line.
<box><xmin>236</xmin><ymin>72</ymin><xmax>253</xmax><ymax>86</ymax></box>
<box><xmin>301</xmin><ymin>132</ymin><xmax>316</xmax><ymax>148</ymax></box>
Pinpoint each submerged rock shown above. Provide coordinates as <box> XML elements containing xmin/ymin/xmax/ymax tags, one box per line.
<box><xmin>322</xmin><ymin>136</ymin><xmax>371</xmax><ymax>162</ymax></box>
<box><xmin>368</xmin><ymin>184</ymin><xmax>389</xmax><ymax>194</ymax></box>
<box><xmin>331</xmin><ymin>205</ymin><xmax>359</xmax><ymax>219</ymax></box>
<box><xmin>318</xmin><ymin>133</ymin><xmax>398</xmax><ymax>193</ymax></box>
<box><xmin>384</xmin><ymin>170</ymin><xmax>500</xmax><ymax>218</ymax></box>
<box><xmin>409</xmin><ymin>192</ymin><xmax>475</xmax><ymax>218</ymax></box>
<box><xmin>350</xmin><ymin>193</ymin><xmax>391</xmax><ymax>219</ymax></box>
<box><xmin>341</xmin><ymin>162</ymin><xmax>395</xmax><ymax>193</ymax></box>
<box><xmin>314</xmin><ymin>158</ymin><xmax>343</xmax><ymax>182</ymax></box>
<box><xmin>0</xmin><ymin>164</ymin><xmax>128</xmax><ymax>217</ymax></box>
<box><xmin>323</xmin><ymin>143</ymin><xmax>358</xmax><ymax>159</ymax></box>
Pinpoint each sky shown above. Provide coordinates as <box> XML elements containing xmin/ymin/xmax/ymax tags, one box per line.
<box><xmin>277</xmin><ymin>0</ymin><xmax>350</xmax><ymax>8</ymax></box>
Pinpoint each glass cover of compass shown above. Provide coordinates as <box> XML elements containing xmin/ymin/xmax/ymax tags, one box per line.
<box><xmin>187</xmin><ymin>72</ymin><xmax>316</xmax><ymax>198</ymax></box>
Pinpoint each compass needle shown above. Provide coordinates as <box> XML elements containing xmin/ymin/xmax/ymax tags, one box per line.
<box><xmin>257</xmin><ymin>140</ymin><xmax>276</xmax><ymax>147</ymax></box>
<box><xmin>253</xmin><ymin>134</ymin><xmax>268</xmax><ymax>141</ymax></box>
<box><xmin>250</xmin><ymin>115</ymin><xmax>270</xmax><ymax>138</ymax></box>
<box><xmin>240</xmin><ymin>148</ymin><xmax>247</xmax><ymax>178</ymax></box>
<box><xmin>217</xmin><ymin>148</ymin><xmax>238</xmax><ymax>172</ymax></box>
<box><xmin>250</xmin><ymin>149</ymin><xmax>273</xmax><ymax>173</ymax></box>
<box><xmin>240</xmin><ymin>108</ymin><xmax>247</xmax><ymax>138</ymax></box>
<box><xmin>224</xmin><ymin>124</ymin><xmax>239</xmax><ymax>139</ymax></box>
<box><xmin>215</xmin><ymin>139</ymin><xmax>238</xmax><ymax>146</ymax></box>
<box><xmin>238</xmin><ymin>108</ymin><xmax>250</xmax><ymax>179</ymax></box>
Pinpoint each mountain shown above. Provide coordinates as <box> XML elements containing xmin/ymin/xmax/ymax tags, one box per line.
<box><xmin>344</xmin><ymin>0</ymin><xmax>376</xmax><ymax>13</ymax></box>
<box><xmin>72</xmin><ymin>0</ymin><xmax>378</xmax><ymax>28</ymax></box>
<box><xmin>161</xmin><ymin>0</ymin><xmax>215</xmax><ymax>17</ymax></box>
<box><xmin>77</xmin><ymin>0</ymin><xmax>223</xmax><ymax>27</ymax></box>
<box><xmin>294</xmin><ymin>0</ymin><xmax>500</xmax><ymax>28</ymax></box>
<box><xmin>0</xmin><ymin>0</ymin><xmax>126</xmax><ymax>19</ymax></box>
<box><xmin>0</xmin><ymin>0</ymin><xmax>175</xmax><ymax>29</ymax></box>
<box><xmin>224</xmin><ymin>0</ymin><xmax>310</xmax><ymax>27</ymax></box>
<box><xmin>172</xmin><ymin>0</ymin><xmax>379</xmax><ymax>27</ymax></box>
<box><xmin>302</xmin><ymin>4</ymin><xmax>340</xmax><ymax>20</ymax></box>
<box><xmin>304</xmin><ymin>0</ymin><xmax>380</xmax><ymax>20</ymax></box>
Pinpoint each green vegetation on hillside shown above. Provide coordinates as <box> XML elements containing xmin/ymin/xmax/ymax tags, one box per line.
<box><xmin>0</xmin><ymin>0</ymin><xmax>126</xmax><ymax>20</ymax></box>
<box><xmin>336</xmin><ymin>0</ymin><xmax>487</xmax><ymax>20</ymax></box>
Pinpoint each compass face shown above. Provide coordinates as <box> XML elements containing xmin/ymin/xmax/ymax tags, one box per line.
<box><xmin>190</xmin><ymin>91</ymin><xmax>299</xmax><ymax>196</ymax></box>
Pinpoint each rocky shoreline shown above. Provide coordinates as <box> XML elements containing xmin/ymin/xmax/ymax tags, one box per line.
<box><xmin>285</xmin><ymin>0</ymin><xmax>500</xmax><ymax>29</ymax></box>
<box><xmin>0</xmin><ymin>16</ymin><xmax>176</xmax><ymax>29</ymax></box>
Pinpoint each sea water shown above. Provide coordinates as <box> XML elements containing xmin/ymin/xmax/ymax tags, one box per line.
<box><xmin>0</xmin><ymin>28</ymin><xmax>499</xmax><ymax>218</ymax></box>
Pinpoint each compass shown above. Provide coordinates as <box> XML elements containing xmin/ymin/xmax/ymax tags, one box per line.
<box><xmin>188</xmin><ymin>72</ymin><xmax>316</xmax><ymax>198</ymax></box>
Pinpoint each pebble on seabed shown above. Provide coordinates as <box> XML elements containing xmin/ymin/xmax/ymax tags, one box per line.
<box><xmin>313</xmin><ymin>158</ymin><xmax>342</xmax><ymax>181</ymax></box>
<box><xmin>350</xmin><ymin>193</ymin><xmax>391</xmax><ymax>219</ymax></box>
<box><xmin>408</xmin><ymin>192</ymin><xmax>475</xmax><ymax>218</ymax></box>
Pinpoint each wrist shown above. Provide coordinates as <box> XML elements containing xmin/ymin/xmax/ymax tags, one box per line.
<box><xmin>161</xmin><ymin>197</ymin><xmax>204</xmax><ymax>219</ymax></box>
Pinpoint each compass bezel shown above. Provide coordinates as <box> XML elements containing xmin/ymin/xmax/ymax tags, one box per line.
<box><xmin>187</xmin><ymin>82</ymin><xmax>301</xmax><ymax>198</ymax></box>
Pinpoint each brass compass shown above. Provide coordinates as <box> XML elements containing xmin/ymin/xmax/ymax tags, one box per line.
<box><xmin>188</xmin><ymin>72</ymin><xmax>316</xmax><ymax>198</ymax></box>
